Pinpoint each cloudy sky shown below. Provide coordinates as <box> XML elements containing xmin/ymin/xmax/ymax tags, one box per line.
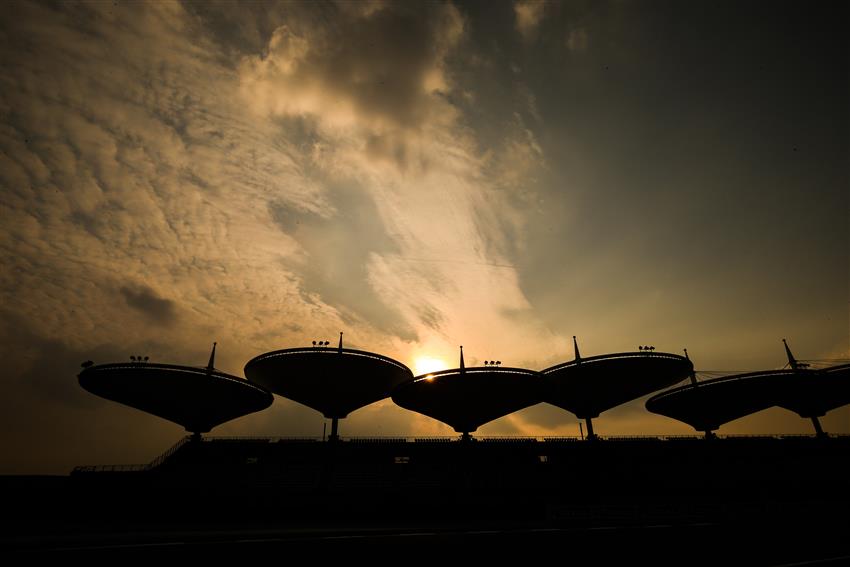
<box><xmin>0</xmin><ymin>0</ymin><xmax>846</xmax><ymax>473</ymax></box>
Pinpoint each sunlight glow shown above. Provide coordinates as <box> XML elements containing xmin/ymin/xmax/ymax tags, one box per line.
<box><xmin>413</xmin><ymin>356</ymin><xmax>447</xmax><ymax>376</ymax></box>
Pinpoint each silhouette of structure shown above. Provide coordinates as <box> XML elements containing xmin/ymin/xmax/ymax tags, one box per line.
<box><xmin>775</xmin><ymin>341</ymin><xmax>850</xmax><ymax>436</ymax></box>
<box><xmin>77</xmin><ymin>343</ymin><xmax>273</xmax><ymax>437</ymax></box>
<box><xmin>646</xmin><ymin>340</ymin><xmax>850</xmax><ymax>437</ymax></box>
<box><xmin>542</xmin><ymin>337</ymin><xmax>693</xmax><ymax>439</ymax></box>
<box><xmin>391</xmin><ymin>346</ymin><xmax>541</xmax><ymax>440</ymax></box>
<box><xmin>244</xmin><ymin>332</ymin><xmax>412</xmax><ymax>440</ymax></box>
<box><xmin>11</xmin><ymin>432</ymin><xmax>849</xmax><ymax>555</ymax></box>
<box><xmin>778</xmin><ymin>363</ymin><xmax>850</xmax><ymax>436</ymax></box>
<box><xmin>76</xmin><ymin>335</ymin><xmax>848</xmax><ymax>443</ymax></box>
<box><xmin>645</xmin><ymin>370</ymin><xmax>793</xmax><ymax>438</ymax></box>
<box><xmin>56</xmin><ymin>336</ymin><xmax>850</xmax><ymax>555</ymax></box>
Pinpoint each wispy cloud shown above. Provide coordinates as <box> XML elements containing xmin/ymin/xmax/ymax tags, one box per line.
<box><xmin>514</xmin><ymin>0</ymin><xmax>546</xmax><ymax>41</ymax></box>
<box><xmin>238</xmin><ymin>3</ymin><xmax>564</xmax><ymax>362</ymax></box>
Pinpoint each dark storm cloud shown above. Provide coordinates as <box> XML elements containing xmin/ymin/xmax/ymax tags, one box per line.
<box><xmin>119</xmin><ymin>285</ymin><xmax>178</xmax><ymax>325</ymax></box>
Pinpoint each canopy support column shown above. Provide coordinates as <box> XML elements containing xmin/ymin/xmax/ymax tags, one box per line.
<box><xmin>585</xmin><ymin>418</ymin><xmax>596</xmax><ymax>441</ymax></box>
<box><xmin>811</xmin><ymin>416</ymin><xmax>826</xmax><ymax>438</ymax></box>
<box><xmin>328</xmin><ymin>418</ymin><xmax>339</xmax><ymax>442</ymax></box>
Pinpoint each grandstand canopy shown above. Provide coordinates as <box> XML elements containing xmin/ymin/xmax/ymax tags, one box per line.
<box><xmin>78</xmin><ymin>362</ymin><xmax>273</xmax><ymax>433</ymax></box>
<box><xmin>645</xmin><ymin>370</ymin><xmax>796</xmax><ymax>432</ymax></box>
<box><xmin>542</xmin><ymin>351</ymin><xmax>693</xmax><ymax>419</ymax></box>
<box><xmin>244</xmin><ymin>346</ymin><xmax>412</xmax><ymax>419</ymax></box>
<box><xmin>391</xmin><ymin>367</ymin><xmax>542</xmax><ymax>434</ymax></box>
<box><xmin>777</xmin><ymin>363</ymin><xmax>850</xmax><ymax>418</ymax></box>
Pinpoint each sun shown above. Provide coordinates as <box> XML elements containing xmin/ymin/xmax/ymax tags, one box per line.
<box><xmin>412</xmin><ymin>356</ymin><xmax>448</xmax><ymax>376</ymax></box>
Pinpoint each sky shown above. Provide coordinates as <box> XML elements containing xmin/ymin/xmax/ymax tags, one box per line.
<box><xmin>0</xmin><ymin>0</ymin><xmax>847</xmax><ymax>473</ymax></box>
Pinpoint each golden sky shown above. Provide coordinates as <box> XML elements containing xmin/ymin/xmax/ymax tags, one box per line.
<box><xmin>0</xmin><ymin>1</ymin><xmax>847</xmax><ymax>473</ymax></box>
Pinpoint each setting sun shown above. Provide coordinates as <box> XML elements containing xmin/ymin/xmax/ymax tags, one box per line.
<box><xmin>412</xmin><ymin>356</ymin><xmax>448</xmax><ymax>377</ymax></box>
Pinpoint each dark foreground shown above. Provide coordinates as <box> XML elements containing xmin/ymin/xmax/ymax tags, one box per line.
<box><xmin>4</xmin><ymin>436</ymin><xmax>849</xmax><ymax>563</ymax></box>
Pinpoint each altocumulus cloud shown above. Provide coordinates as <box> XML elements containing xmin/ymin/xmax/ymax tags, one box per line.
<box><xmin>1</xmin><ymin>1</ymin><xmax>846</xmax><ymax>472</ymax></box>
<box><xmin>0</xmin><ymin>1</ymin><xmax>563</xmax><ymax>471</ymax></box>
<box><xmin>0</xmin><ymin>1</ymin><xmax>362</xmax><ymax>471</ymax></box>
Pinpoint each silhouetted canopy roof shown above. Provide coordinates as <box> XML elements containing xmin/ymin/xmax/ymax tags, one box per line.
<box><xmin>78</xmin><ymin>363</ymin><xmax>273</xmax><ymax>433</ymax></box>
<box><xmin>542</xmin><ymin>352</ymin><xmax>693</xmax><ymax>419</ymax></box>
<box><xmin>645</xmin><ymin>370</ymin><xmax>796</xmax><ymax>432</ymax></box>
<box><xmin>244</xmin><ymin>347</ymin><xmax>413</xmax><ymax>419</ymax></box>
<box><xmin>391</xmin><ymin>367</ymin><xmax>541</xmax><ymax>433</ymax></box>
<box><xmin>647</xmin><ymin>364</ymin><xmax>850</xmax><ymax>432</ymax></box>
<box><xmin>777</xmin><ymin>363</ymin><xmax>850</xmax><ymax>417</ymax></box>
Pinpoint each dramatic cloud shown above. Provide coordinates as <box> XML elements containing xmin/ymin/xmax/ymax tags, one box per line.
<box><xmin>239</xmin><ymin>3</ymin><xmax>463</xmax><ymax>133</ymax></box>
<box><xmin>0</xmin><ymin>1</ymin><xmax>846</xmax><ymax>472</ymax></box>
<box><xmin>238</xmin><ymin>2</ymin><xmax>564</xmax><ymax>364</ymax></box>
<box><xmin>0</xmin><ymin>1</ymin><xmax>564</xmax><ymax>472</ymax></box>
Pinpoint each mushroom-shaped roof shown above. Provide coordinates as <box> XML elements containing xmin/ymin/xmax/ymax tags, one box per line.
<box><xmin>391</xmin><ymin>367</ymin><xmax>542</xmax><ymax>434</ymax></box>
<box><xmin>778</xmin><ymin>363</ymin><xmax>850</xmax><ymax>418</ymax></box>
<box><xmin>78</xmin><ymin>362</ymin><xmax>273</xmax><ymax>433</ymax></box>
<box><xmin>244</xmin><ymin>346</ymin><xmax>413</xmax><ymax>419</ymax></box>
<box><xmin>645</xmin><ymin>370</ymin><xmax>795</xmax><ymax>432</ymax></box>
<box><xmin>542</xmin><ymin>351</ymin><xmax>693</xmax><ymax>419</ymax></box>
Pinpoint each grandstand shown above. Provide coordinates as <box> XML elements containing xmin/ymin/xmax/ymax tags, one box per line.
<box><xmin>542</xmin><ymin>337</ymin><xmax>693</xmax><ymax>438</ymax></box>
<box><xmin>10</xmin><ymin>335</ymin><xmax>850</xmax><ymax>554</ymax></box>
<box><xmin>244</xmin><ymin>333</ymin><xmax>412</xmax><ymax>440</ymax></box>
<box><xmin>63</xmin><ymin>433</ymin><xmax>850</xmax><ymax>530</ymax></box>
<box><xmin>77</xmin><ymin>344</ymin><xmax>273</xmax><ymax>435</ymax></box>
<box><xmin>391</xmin><ymin>348</ymin><xmax>541</xmax><ymax>439</ymax></box>
<box><xmin>646</xmin><ymin>341</ymin><xmax>850</xmax><ymax>437</ymax></box>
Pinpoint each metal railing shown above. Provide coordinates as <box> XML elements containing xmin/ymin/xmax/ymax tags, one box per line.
<box><xmin>200</xmin><ymin>433</ymin><xmax>846</xmax><ymax>443</ymax></box>
<box><xmin>71</xmin><ymin>436</ymin><xmax>192</xmax><ymax>475</ymax></box>
<box><xmin>72</xmin><ymin>463</ymin><xmax>149</xmax><ymax>474</ymax></box>
<box><xmin>71</xmin><ymin>432</ymin><xmax>849</xmax><ymax>473</ymax></box>
<box><xmin>147</xmin><ymin>435</ymin><xmax>193</xmax><ymax>468</ymax></box>
<box><xmin>647</xmin><ymin>369</ymin><xmax>800</xmax><ymax>402</ymax></box>
<box><xmin>245</xmin><ymin>347</ymin><xmax>412</xmax><ymax>374</ymax></box>
<box><xmin>543</xmin><ymin>351</ymin><xmax>689</xmax><ymax>374</ymax></box>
